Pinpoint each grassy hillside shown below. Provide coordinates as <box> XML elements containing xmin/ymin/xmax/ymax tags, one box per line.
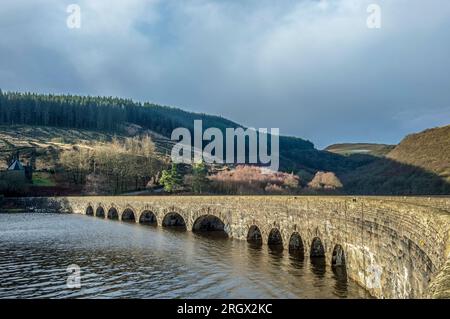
<box><xmin>0</xmin><ymin>90</ymin><xmax>315</xmax><ymax>151</ymax></box>
<box><xmin>340</xmin><ymin>125</ymin><xmax>450</xmax><ymax>194</ymax></box>
<box><xmin>0</xmin><ymin>125</ymin><xmax>174</xmax><ymax>196</ymax></box>
<box><xmin>0</xmin><ymin>125</ymin><xmax>172</xmax><ymax>171</ymax></box>
<box><xmin>325</xmin><ymin>143</ymin><xmax>395</xmax><ymax>157</ymax></box>
<box><xmin>0</xmin><ymin>124</ymin><xmax>364</xmax><ymax>175</ymax></box>
<box><xmin>1</xmin><ymin>91</ymin><xmax>448</xmax><ymax>195</ymax></box>
<box><xmin>0</xmin><ymin>90</ymin><xmax>370</xmax><ymax>176</ymax></box>
<box><xmin>0</xmin><ymin>125</ymin><xmax>109</xmax><ymax>170</ymax></box>
<box><xmin>1</xmin><ymin>124</ymin><xmax>448</xmax><ymax>195</ymax></box>
<box><xmin>387</xmin><ymin>125</ymin><xmax>450</xmax><ymax>183</ymax></box>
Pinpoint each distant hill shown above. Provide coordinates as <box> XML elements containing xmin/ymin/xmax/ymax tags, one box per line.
<box><xmin>387</xmin><ymin>125</ymin><xmax>450</xmax><ymax>183</ymax></box>
<box><xmin>0</xmin><ymin>90</ymin><xmax>448</xmax><ymax>195</ymax></box>
<box><xmin>325</xmin><ymin>143</ymin><xmax>395</xmax><ymax>157</ymax></box>
<box><xmin>340</xmin><ymin>125</ymin><xmax>450</xmax><ymax>195</ymax></box>
<box><xmin>0</xmin><ymin>90</ymin><xmax>369</xmax><ymax>175</ymax></box>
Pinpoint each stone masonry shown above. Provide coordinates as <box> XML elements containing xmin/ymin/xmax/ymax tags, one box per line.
<box><xmin>6</xmin><ymin>195</ymin><xmax>450</xmax><ymax>299</ymax></box>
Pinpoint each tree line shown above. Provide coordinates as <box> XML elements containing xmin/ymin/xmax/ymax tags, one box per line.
<box><xmin>0</xmin><ymin>90</ymin><xmax>316</xmax><ymax>157</ymax></box>
<box><xmin>2</xmin><ymin>89</ymin><xmax>393</xmax><ymax>193</ymax></box>
<box><xmin>0</xmin><ymin>90</ymin><xmax>182</xmax><ymax>137</ymax></box>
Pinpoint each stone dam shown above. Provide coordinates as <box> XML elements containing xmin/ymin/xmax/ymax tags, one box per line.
<box><xmin>3</xmin><ymin>195</ymin><xmax>450</xmax><ymax>299</ymax></box>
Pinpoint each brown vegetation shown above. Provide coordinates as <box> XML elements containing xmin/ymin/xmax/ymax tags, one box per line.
<box><xmin>387</xmin><ymin>125</ymin><xmax>450</xmax><ymax>183</ymax></box>
<box><xmin>1</xmin><ymin>123</ymin><xmax>449</xmax><ymax>196</ymax></box>
<box><xmin>308</xmin><ymin>171</ymin><xmax>343</xmax><ymax>190</ymax></box>
<box><xmin>208</xmin><ymin>165</ymin><xmax>300</xmax><ymax>195</ymax></box>
<box><xmin>60</xmin><ymin>136</ymin><xmax>164</xmax><ymax>194</ymax></box>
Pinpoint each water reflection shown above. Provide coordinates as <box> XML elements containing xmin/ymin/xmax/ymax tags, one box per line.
<box><xmin>310</xmin><ymin>257</ymin><xmax>327</xmax><ymax>278</ymax></box>
<box><xmin>0</xmin><ymin>213</ymin><xmax>371</xmax><ymax>299</ymax></box>
<box><xmin>332</xmin><ymin>266</ymin><xmax>349</xmax><ymax>298</ymax></box>
<box><xmin>288</xmin><ymin>254</ymin><xmax>305</xmax><ymax>271</ymax></box>
<box><xmin>268</xmin><ymin>247</ymin><xmax>284</xmax><ymax>267</ymax></box>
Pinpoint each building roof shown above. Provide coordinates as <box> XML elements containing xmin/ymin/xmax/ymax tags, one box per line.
<box><xmin>7</xmin><ymin>159</ymin><xmax>24</xmax><ymax>171</ymax></box>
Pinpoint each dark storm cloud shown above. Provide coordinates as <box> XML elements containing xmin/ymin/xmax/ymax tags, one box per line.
<box><xmin>1</xmin><ymin>0</ymin><xmax>449</xmax><ymax>148</ymax></box>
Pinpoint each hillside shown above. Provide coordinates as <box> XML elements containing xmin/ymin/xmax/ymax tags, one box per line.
<box><xmin>0</xmin><ymin>125</ymin><xmax>109</xmax><ymax>170</ymax></box>
<box><xmin>0</xmin><ymin>90</ymin><xmax>314</xmax><ymax>151</ymax></box>
<box><xmin>0</xmin><ymin>125</ymin><xmax>173</xmax><ymax>171</ymax></box>
<box><xmin>0</xmin><ymin>90</ymin><xmax>368</xmax><ymax>175</ymax></box>
<box><xmin>340</xmin><ymin>125</ymin><xmax>450</xmax><ymax>195</ymax></box>
<box><xmin>325</xmin><ymin>143</ymin><xmax>395</xmax><ymax>157</ymax></box>
<box><xmin>386</xmin><ymin>125</ymin><xmax>450</xmax><ymax>182</ymax></box>
<box><xmin>0</xmin><ymin>90</ymin><xmax>449</xmax><ymax>196</ymax></box>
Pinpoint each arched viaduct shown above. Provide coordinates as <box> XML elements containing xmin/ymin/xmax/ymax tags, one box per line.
<box><xmin>17</xmin><ymin>195</ymin><xmax>450</xmax><ymax>299</ymax></box>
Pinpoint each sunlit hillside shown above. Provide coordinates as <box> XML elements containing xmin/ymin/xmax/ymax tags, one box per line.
<box><xmin>387</xmin><ymin>125</ymin><xmax>450</xmax><ymax>183</ymax></box>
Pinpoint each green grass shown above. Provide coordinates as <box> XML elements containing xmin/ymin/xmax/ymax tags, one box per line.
<box><xmin>325</xmin><ymin>143</ymin><xmax>395</xmax><ymax>157</ymax></box>
<box><xmin>32</xmin><ymin>172</ymin><xmax>56</xmax><ymax>187</ymax></box>
<box><xmin>0</xmin><ymin>208</ymin><xmax>27</xmax><ymax>213</ymax></box>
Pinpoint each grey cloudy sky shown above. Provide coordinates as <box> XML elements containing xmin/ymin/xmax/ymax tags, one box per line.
<box><xmin>1</xmin><ymin>0</ymin><xmax>449</xmax><ymax>148</ymax></box>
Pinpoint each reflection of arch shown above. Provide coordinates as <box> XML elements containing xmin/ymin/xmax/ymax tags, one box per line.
<box><xmin>268</xmin><ymin>228</ymin><xmax>283</xmax><ymax>250</ymax></box>
<box><xmin>310</xmin><ymin>255</ymin><xmax>326</xmax><ymax>277</ymax></box>
<box><xmin>86</xmin><ymin>206</ymin><xmax>94</xmax><ymax>216</ymax></box>
<box><xmin>95</xmin><ymin>206</ymin><xmax>105</xmax><ymax>218</ymax></box>
<box><xmin>107</xmin><ymin>207</ymin><xmax>119</xmax><ymax>220</ymax></box>
<box><xmin>310</xmin><ymin>237</ymin><xmax>325</xmax><ymax>257</ymax></box>
<box><xmin>122</xmin><ymin>208</ymin><xmax>136</xmax><ymax>222</ymax></box>
<box><xmin>331</xmin><ymin>244</ymin><xmax>346</xmax><ymax>267</ymax></box>
<box><xmin>139</xmin><ymin>211</ymin><xmax>157</xmax><ymax>226</ymax></box>
<box><xmin>289</xmin><ymin>232</ymin><xmax>304</xmax><ymax>258</ymax></box>
<box><xmin>247</xmin><ymin>225</ymin><xmax>262</xmax><ymax>246</ymax></box>
<box><xmin>162</xmin><ymin>212</ymin><xmax>186</xmax><ymax>229</ymax></box>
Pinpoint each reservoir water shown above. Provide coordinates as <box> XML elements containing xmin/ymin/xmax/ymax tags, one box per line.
<box><xmin>0</xmin><ymin>213</ymin><xmax>371</xmax><ymax>298</ymax></box>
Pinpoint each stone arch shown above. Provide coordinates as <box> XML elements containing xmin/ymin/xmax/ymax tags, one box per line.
<box><xmin>193</xmin><ymin>214</ymin><xmax>227</xmax><ymax>232</ymax></box>
<box><xmin>86</xmin><ymin>205</ymin><xmax>94</xmax><ymax>216</ymax></box>
<box><xmin>162</xmin><ymin>212</ymin><xmax>187</xmax><ymax>229</ymax></box>
<box><xmin>192</xmin><ymin>214</ymin><xmax>228</xmax><ymax>238</ymax></box>
<box><xmin>95</xmin><ymin>206</ymin><xmax>105</xmax><ymax>218</ymax></box>
<box><xmin>289</xmin><ymin>232</ymin><xmax>304</xmax><ymax>258</ymax></box>
<box><xmin>267</xmin><ymin>228</ymin><xmax>283</xmax><ymax>250</ymax></box>
<box><xmin>121</xmin><ymin>208</ymin><xmax>136</xmax><ymax>222</ymax></box>
<box><xmin>247</xmin><ymin>225</ymin><xmax>262</xmax><ymax>246</ymax></box>
<box><xmin>190</xmin><ymin>207</ymin><xmax>232</xmax><ymax>233</ymax></box>
<box><xmin>139</xmin><ymin>210</ymin><xmax>157</xmax><ymax>226</ymax></box>
<box><xmin>107</xmin><ymin>207</ymin><xmax>119</xmax><ymax>220</ymax></box>
<box><xmin>310</xmin><ymin>237</ymin><xmax>325</xmax><ymax>257</ymax></box>
<box><xmin>331</xmin><ymin>244</ymin><xmax>346</xmax><ymax>267</ymax></box>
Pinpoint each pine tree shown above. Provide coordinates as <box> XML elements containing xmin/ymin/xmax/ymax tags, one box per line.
<box><xmin>159</xmin><ymin>163</ymin><xmax>183</xmax><ymax>192</ymax></box>
<box><xmin>191</xmin><ymin>162</ymin><xmax>209</xmax><ymax>193</ymax></box>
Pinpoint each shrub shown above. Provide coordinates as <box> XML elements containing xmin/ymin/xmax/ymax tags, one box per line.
<box><xmin>308</xmin><ymin>171</ymin><xmax>343</xmax><ymax>190</ymax></box>
<box><xmin>209</xmin><ymin>165</ymin><xmax>300</xmax><ymax>194</ymax></box>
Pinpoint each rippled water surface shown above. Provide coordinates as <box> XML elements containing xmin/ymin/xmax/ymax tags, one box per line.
<box><xmin>0</xmin><ymin>213</ymin><xmax>371</xmax><ymax>298</ymax></box>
